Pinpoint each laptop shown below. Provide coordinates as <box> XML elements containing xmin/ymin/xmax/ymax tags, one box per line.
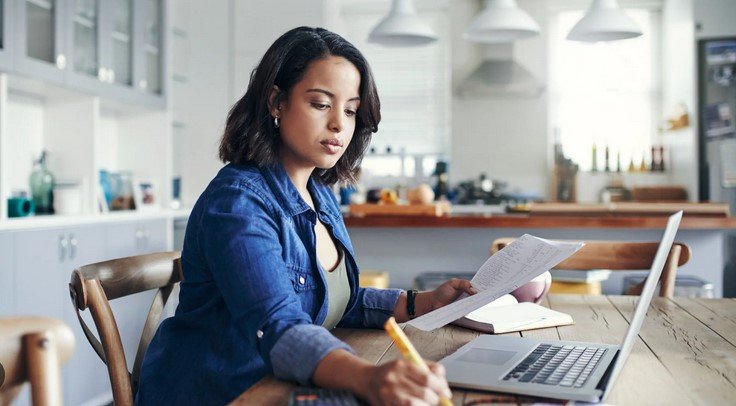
<box><xmin>440</xmin><ymin>211</ymin><xmax>683</xmax><ymax>403</ymax></box>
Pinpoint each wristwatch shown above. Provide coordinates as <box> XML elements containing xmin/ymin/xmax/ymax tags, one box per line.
<box><xmin>407</xmin><ymin>289</ymin><xmax>418</xmax><ymax>319</ymax></box>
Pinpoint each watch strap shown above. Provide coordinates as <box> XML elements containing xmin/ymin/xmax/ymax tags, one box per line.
<box><xmin>407</xmin><ymin>289</ymin><xmax>418</xmax><ymax>319</ymax></box>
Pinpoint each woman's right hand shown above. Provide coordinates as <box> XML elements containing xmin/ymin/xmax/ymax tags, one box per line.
<box><xmin>356</xmin><ymin>359</ymin><xmax>452</xmax><ymax>405</ymax></box>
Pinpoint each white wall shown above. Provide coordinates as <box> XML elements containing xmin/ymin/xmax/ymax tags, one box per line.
<box><xmin>232</xmin><ymin>1</ymin><xmax>334</xmax><ymax>97</ymax></box>
<box><xmin>6</xmin><ymin>93</ymin><xmax>44</xmax><ymax>195</ymax></box>
<box><xmin>662</xmin><ymin>0</ymin><xmax>697</xmax><ymax>201</ymax></box>
<box><xmin>171</xmin><ymin>0</ymin><xmax>233</xmax><ymax>207</ymax></box>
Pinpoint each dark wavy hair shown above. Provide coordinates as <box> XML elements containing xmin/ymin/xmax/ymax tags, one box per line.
<box><xmin>219</xmin><ymin>26</ymin><xmax>381</xmax><ymax>185</ymax></box>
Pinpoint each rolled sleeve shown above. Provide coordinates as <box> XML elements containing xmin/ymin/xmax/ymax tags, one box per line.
<box><xmin>269</xmin><ymin>324</ymin><xmax>355</xmax><ymax>385</ymax></box>
<box><xmin>339</xmin><ymin>287</ymin><xmax>403</xmax><ymax>328</ymax></box>
<box><xmin>361</xmin><ymin>287</ymin><xmax>403</xmax><ymax>327</ymax></box>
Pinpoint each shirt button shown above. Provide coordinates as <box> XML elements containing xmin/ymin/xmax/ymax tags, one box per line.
<box><xmin>256</xmin><ymin>330</ymin><xmax>264</xmax><ymax>339</ymax></box>
<box><xmin>299</xmin><ymin>276</ymin><xmax>306</xmax><ymax>285</ymax></box>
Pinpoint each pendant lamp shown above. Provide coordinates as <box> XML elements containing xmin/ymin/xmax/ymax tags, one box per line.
<box><xmin>457</xmin><ymin>43</ymin><xmax>544</xmax><ymax>98</ymax></box>
<box><xmin>367</xmin><ymin>0</ymin><xmax>438</xmax><ymax>47</ymax></box>
<box><xmin>463</xmin><ymin>0</ymin><xmax>541</xmax><ymax>44</ymax></box>
<box><xmin>567</xmin><ymin>0</ymin><xmax>643</xmax><ymax>42</ymax></box>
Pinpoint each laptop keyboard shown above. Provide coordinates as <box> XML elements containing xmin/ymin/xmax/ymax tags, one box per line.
<box><xmin>503</xmin><ymin>344</ymin><xmax>606</xmax><ymax>388</ymax></box>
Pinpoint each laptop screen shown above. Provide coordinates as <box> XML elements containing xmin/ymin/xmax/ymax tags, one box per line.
<box><xmin>601</xmin><ymin>211</ymin><xmax>683</xmax><ymax>400</ymax></box>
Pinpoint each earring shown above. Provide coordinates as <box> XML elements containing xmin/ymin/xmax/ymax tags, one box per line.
<box><xmin>274</xmin><ymin>116</ymin><xmax>280</xmax><ymax>128</ymax></box>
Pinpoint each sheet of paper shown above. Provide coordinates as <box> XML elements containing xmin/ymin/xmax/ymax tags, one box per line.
<box><xmin>407</xmin><ymin>234</ymin><xmax>584</xmax><ymax>331</ymax></box>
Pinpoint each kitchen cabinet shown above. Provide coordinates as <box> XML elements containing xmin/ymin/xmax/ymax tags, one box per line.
<box><xmin>107</xmin><ymin>218</ymin><xmax>168</xmax><ymax>258</ymax></box>
<box><xmin>9</xmin><ymin>219</ymin><xmax>169</xmax><ymax>405</ymax></box>
<box><xmin>9</xmin><ymin>0</ymin><xmax>166</xmax><ymax>107</ymax></box>
<box><xmin>15</xmin><ymin>0</ymin><xmax>67</xmax><ymax>85</ymax></box>
<box><xmin>105</xmin><ymin>219</ymin><xmax>165</xmax><ymax>380</ymax></box>
<box><xmin>65</xmin><ymin>0</ymin><xmax>106</xmax><ymax>94</ymax></box>
<box><xmin>0</xmin><ymin>233</ymin><xmax>14</xmax><ymax>315</ymax></box>
<box><xmin>13</xmin><ymin>224</ymin><xmax>110</xmax><ymax>405</ymax></box>
<box><xmin>135</xmin><ymin>0</ymin><xmax>166</xmax><ymax>103</ymax></box>
<box><xmin>0</xmin><ymin>0</ymin><xmax>14</xmax><ymax>70</ymax></box>
<box><xmin>66</xmin><ymin>0</ymin><xmax>166</xmax><ymax>108</ymax></box>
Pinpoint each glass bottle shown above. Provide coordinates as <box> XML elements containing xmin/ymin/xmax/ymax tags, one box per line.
<box><xmin>591</xmin><ymin>144</ymin><xmax>598</xmax><ymax>172</ymax></box>
<box><xmin>604</xmin><ymin>145</ymin><xmax>610</xmax><ymax>172</ymax></box>
<box><xmin>29</xmin><ymin>151</ymin><xmax>55</xmax><ymax>214</ymax></box>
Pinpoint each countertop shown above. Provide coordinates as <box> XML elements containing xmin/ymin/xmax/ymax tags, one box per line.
<box><xmin>343</xmin><ymin>213</ymin><xmax>736</xmax><ymax>229</ymax></box>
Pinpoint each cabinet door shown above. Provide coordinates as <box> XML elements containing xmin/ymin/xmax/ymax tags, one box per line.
<box><xmin>139</xmin><ymin>218</ymin><xmax>167</xmax><ymax>254</ymax></box>
<box><xmin>14</xmin><ymin>229</ymin><xmax>67</xmax><ymax>319</ymax></box>
<box><xmin>105</xmin><ymin>0</ymin><xmax>136</xmax><ymax>97</ymax></box>
<box><xmin>16</xmin><ymin>0</ymin><xmax>67</xmax><ymax>84</ymax></box>
<box><xmin>0</xmin><ymin>233</ymin><xmax>14</xmax><ymax>315</ymax></box>
<box><xmin>0</xmin><ymin>0</ymin><xmax>15</xmax><ymax>70</ymax></box>
<box><xmin>107</xmin><ymin>221</ymin><xmax>141</xmax><ymax>258</ymax></box>
<box><xmin>65</xmin><ymin>0</ymin><xmax>106</xmax><ymax>92</ymax></box>
<box><xmin>61</xmin><ymin>225</ymin><xmax>112</xmax><ymax>406</ymax></box>
<box><xmin>133</xmin><ymin>0</ymin><xmax>166</xmax><ymax>107</ymax></box>
<box><xmin>104</xmin><ymin>220</ymin><xmax>158</xmax><ymax>383</ymax></box>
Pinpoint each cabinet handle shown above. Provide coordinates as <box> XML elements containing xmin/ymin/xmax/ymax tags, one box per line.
<box><xmin>135</xmin><ymin>228</ymin><xmax>144</xmax><ymax>249</ymax></box>
<box><xmin>138</xmin><ymin>79</ymin><xmax>148</xmax><ymax>90</ymax></box>
<box><xmin>98</xmin><ymin>67</ymin><xmax>106</xmax><ymax>81</ymax></box>
<box><xmin>56</xmin><ymin>54</ymin><xmax>67</xmax><ymax>70</ymax></box>
<box><xmin>59</xmin><ymin>235</ymin><xmax>68</xmax><ymax>261</ymax></box>
<box><xmin>69</xmin><ymin>234</ymin><xmax>78</xmax><ymax>260</ymax></box>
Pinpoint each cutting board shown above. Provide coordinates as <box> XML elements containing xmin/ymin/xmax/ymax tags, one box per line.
<box><xmin>349</xmin><ymin>202</ymin><xmax>451</xmax><ymax>217</ymax></box>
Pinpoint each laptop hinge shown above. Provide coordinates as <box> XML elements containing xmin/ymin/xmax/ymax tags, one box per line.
<box><xmin>596</xmin><ymin>350</ymin><xmax>620</xmax><ymax>391</ymax></box>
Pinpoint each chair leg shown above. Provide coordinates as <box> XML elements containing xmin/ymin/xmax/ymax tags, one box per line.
<box><xmin>24</xmin><ymin>331</ymin><xmax>63</xmax><ymax>406</ymax></box>
<box><xmin>660</xmin><ymin>246</ymin><xmax>681</xmax><ymax>298</ymax></box>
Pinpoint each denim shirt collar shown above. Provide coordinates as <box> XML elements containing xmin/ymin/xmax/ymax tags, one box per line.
<box><xmin>259</xmin><ymin>163</ymin><xmax>341</xmax><ymax>221</ymax></box>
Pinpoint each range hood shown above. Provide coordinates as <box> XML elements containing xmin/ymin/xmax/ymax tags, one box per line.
<box><xmin>457</xmin><ymin>43</ymin><xmax>544</xmax><ymax>98</ymax></box>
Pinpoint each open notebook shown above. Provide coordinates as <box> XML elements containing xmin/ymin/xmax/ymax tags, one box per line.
<box><xmin>452</xmin><ymin>295</ymin><xmax>573</xmax><ymax>334</ymax></box>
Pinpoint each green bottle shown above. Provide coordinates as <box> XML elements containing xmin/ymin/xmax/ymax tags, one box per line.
<box><xmin>29</xmin><ymin>150</ymin><xmax>55</xmax><ymax>214</ymax></box>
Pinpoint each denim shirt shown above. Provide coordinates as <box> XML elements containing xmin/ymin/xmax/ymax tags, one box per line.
<box><xmin>136</xmin><ymin>163</ymin><xmax>403</xmax><ymax>405</ymax></box>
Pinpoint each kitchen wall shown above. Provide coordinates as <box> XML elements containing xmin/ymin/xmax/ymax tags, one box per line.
<box><xmin>450</xmin><ymin>0</ymin><xmax>550</xmax><ymax>197</ymax></box>
<box><xmin>170</xmin><ymin>0</ymin><xmax>233</xmax><ymax>207</ymax></box>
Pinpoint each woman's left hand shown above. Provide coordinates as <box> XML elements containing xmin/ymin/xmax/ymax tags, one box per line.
<box><xmin>429</xmin><ymin>279</ymin><xmax>476</xmax><ymax>311</ymax></box>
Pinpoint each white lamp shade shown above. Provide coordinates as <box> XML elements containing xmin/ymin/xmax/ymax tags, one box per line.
<box><xmin>463</xmin><ymin>0</ymin><xmax>541</xmax><ymax>44</ymax></box>
<box><xmin>367</xmin><ymin>0</ymin><xmax>438</xmax><ymax>47</ymax></box>
<box><xmin>567</xmin><ymin>0</ymin><xmax>643</xmax><ymax>42</ymax></box>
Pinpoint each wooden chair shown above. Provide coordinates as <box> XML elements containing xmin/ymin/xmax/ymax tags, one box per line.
<box><xmin>491</xmin><ymin>239</ymin><xmax>691</xmax><ymax>298</ymax></box>
<box><xmin>0</xmin><ymin>317</ymin><xmax>75</xmax><ymax>406</ymax></box>
<box><xmin>68</xmin><ymin>252</ymin><xmax>181</xmax><ymax>406</ymax></box>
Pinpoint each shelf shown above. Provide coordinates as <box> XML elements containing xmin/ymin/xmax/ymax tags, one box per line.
<box><xmin>172</xmin><ymin>74</ymin><xmax>188</xmax><ymax>84</ymax></box>
<box><xmin>171</xmin><ymin>27</ymin><xmax>188</xmax><ymax>39</ymax></box>
<box><xmin>0</xmin><ymin>208</ymin><xmax>192</xmax><ymax>231</ymax></box>
<box><xmin>26</xmin><ymin>0</ymin><xmax>53</xmax><ymax>11</ymax></box>
<box><xmin>73</xmin><ymin>14</ymin><xmax>96</xmax><ymax>29</ymax></box>
<box><xmin>111</xmin><ymin>31</ymin><xmax>131</xmax><ymax>43</ymax></box>
<box><xmin>144</xmin><ymin>44</ymin><xmax>160</xmax><ymax>55</ymax></box>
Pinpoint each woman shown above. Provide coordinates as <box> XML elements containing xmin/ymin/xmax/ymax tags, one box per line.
<box><xmin>137</xmin><ymin>26</ymin><xmax>475</xmax><ymax>405</ymax></box>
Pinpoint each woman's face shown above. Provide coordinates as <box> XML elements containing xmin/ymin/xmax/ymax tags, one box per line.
<box><xmin>273</xmin><ymin>56</ymin><xmax>361</xmax><ymax>173</ymax></box>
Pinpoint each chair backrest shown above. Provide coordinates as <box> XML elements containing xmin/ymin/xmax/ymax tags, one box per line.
<box><xmin>68</xmin><ymin>251</ymin><xmax>181</xmax><ymax>406</ymax></box>
<box><xmin>0</xmin><ymin>317</ymin><xmax>75</xmax><ymax>406</ymax></box>
<box><xmin>490</xmin><ymin>239</ymin><xmax>691</xmax><ymax>298</ymax></box>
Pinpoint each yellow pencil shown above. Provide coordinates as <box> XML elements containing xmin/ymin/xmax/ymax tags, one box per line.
<box><xmin>384</xmin><ymin>317</ymin><xmax>453</xmax><ymax>406</ymax></box>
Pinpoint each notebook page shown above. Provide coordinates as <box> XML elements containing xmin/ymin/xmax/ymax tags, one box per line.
<box><xmin>408</xmin><ymin>234</ymin><xmax>583</xmax><ymax>331</ymax></box>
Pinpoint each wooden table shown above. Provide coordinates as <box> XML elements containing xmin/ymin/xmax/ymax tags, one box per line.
<box><xmin>232</xmin><ymin>295</ymin><xmax>736</xmax><ymax>405</ymax></box>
